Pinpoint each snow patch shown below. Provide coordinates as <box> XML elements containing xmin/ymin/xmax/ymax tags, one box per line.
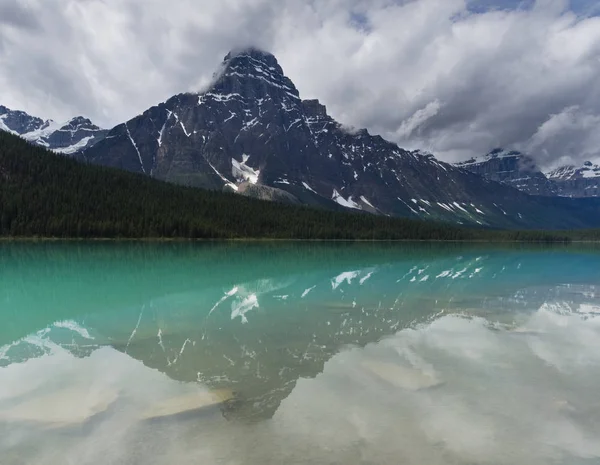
<box><xmin>399</xmin><ymin>198</ymin><xmax>419</xmax><ymax>215</ymax></box>
<box><xmin>332</xmin><ymin>189</ymin><xmax>361</xmax><ymax>210</ymax></box>
<box><xmin>224</xmin><ymin>111</ymin><xmax>236</xmax><ymax>123</ymax></box>
<box><xmin>232</xmin><ymin>155</ymin><xmax>260</xmax><ymax>184</ymax></box>
<box><xmin>0</xmin><ymin>115</ymin><xmax>19</xmax><ymax>135</ymax></box>
<box><xmin>242</xmin><ymin>117</ymin><xmax>259</xmax><ymax>131</ymax></box>
<box><xmin>157</xmin><ymin>111</ymin><xmax>172</xmax><ymax>147</ymax></box>
<box><xmin>302</xmin><ymin>182</ymin><xmax>317</xmax><ymax>194</ymax></box>
<box><xmin>284</xmin><ymin>118</ymin><xmax>302</xmax><ymax>132</ymax></box>
<box><xmin>199</xmin><ymin>92</ymin><xmax>244</xmax><ymax>104</ymax></box>
<box><xmin>437</xmin><ymin>202</ymin><xmax>454</xmax><ymax>213</ymax></box>
<box><xmin>452</xmin><ymin>202</ymin><xmax>468</xmax><ymax>213</ymax></box>
<box><xmin>179</xmin><ymin>121</ymin><xmax>191</xmax><ymax>137</ymax></box>
<box><xmin>54</xmin><ymin>136</ymin><xmax>95</xmax><ymax>155</ymax></box>
<box><xmin>360</xmin><ymin>196</ymin><xmax>375</xmax><ymax>209</ymax></box>
<box><xmin>21</xmin><ymin>120</ymin><xmax>62</xmax><ymax>144</ymax></box>
<box><xmin>125</xmin><ymin>123</ymin><xmax>145</xmax><ymax>174</ymax></box>
<box><xmin>208</xmin><ymin>162</ymin><xmax>238</xmax><ymax>191</ymax></box>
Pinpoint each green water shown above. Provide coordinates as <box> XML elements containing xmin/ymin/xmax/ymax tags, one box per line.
<box><xmin>1</xmin><ymin>242</ymin><xmax>600</xmax><ymax>464</ymax></box>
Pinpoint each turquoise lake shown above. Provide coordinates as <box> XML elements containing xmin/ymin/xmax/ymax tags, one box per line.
<box><xmin>1</xmin><ymin>242</ymin><xmax>600</xmax><ymax>464</ymax></box>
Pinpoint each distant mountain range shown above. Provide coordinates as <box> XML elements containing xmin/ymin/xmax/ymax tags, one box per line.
<box><xmin>456</xmin><ymin>148</ymin><xmax>600</xmax><ymax>198</ymax></box>
<box><xmin>0</xmin><ymin>105</ymin><xmax>107</xmax><ymax>154</ymax></box>
<box><xmin>2</xmin><ymin>48</ymin><xmax>600</xmax><ymax>230</ymax></box>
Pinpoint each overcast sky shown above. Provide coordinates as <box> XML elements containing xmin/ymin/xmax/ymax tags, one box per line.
<box><xmin>1</xmin><ymin>0</ymin><xmax>599</xmax><ymax>168</ymax></box>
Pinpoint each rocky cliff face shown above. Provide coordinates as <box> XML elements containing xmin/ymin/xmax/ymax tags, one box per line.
<box><xmin>0</xmin><ymin>106</ymin><xmax>107</xmax><ymax>154</ymax></box>
<box><xmin>81</xmin><ymin>48</ymin><xmax>600</xmax><ymax>229</ymax></box>
<box><xmin>456</xmin><ymin>149</ymin><xmax>558</xmax><ymax>196</ymax></box>
<box><xmin>547</xmin><ymin>161</ymin><xmax>600</xmax><ymax>197</ymax></box>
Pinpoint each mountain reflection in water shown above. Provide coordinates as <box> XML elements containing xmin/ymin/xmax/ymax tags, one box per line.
<box><xmin>1</xmin><ymin>242</ymin><xmax>600</xmax><ymax>464</ymax></box>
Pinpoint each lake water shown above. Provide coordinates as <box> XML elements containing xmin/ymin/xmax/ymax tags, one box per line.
<box><xmin>1</xmin><ymin>242</ymin><xmax>600</xmax><ymax>465</ymax></box>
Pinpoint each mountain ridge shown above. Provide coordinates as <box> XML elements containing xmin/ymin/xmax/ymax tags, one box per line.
<box><xmin>83</xmin><ymin>47</ymin><xmax>598</xmax><ymax>229</ymax></box>
<box><xmin>0</xmin><ymin>105</ymin><xmax>107</xmax><ymax>154</ymax></box>
<box><xmin>456</xmin><ymin>149</ymin><xmax>600</xmax><ymax>198</ymax></box>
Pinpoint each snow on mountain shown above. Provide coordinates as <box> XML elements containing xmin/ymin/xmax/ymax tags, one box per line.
<box><xmin>455</xmin><ymin>149</ymin><xmax>557</xmax><ymax>196</ymax></box>
<box><xmin>547</xmin><ymin>161</ymin><xmax>600</xmax><ymax>180</ymax></box>
<box><xmin>543</xmin><ymin>161</ymin><xmax>600</xmax><ymax>197</ymax></box>
<box><xmin>21</xmin><ymin>120</ymin><xmax>63</xmax><ymax>146</ymax></box>
<box><xmin>0</xmin><ymin>106</ymin><xmax>107</xmax><ymax>154</ymax></box>
<box><xmin>457</xmin><ymin>149</ymin><xmax>600</xmax><ymax>198</ymax></box>
<box><xmin>0</xmin><ymin>117</ymin><xmax>17</xmax><ymax>135</ymax></box>
<box><xmin>457</xmin><ymin>148</ymin><xmax>524</xmax><ymax>166</ymax></box>
<box><xmin>232</xmin><ymin>154</ymin><xmax>260</xmax><ymax>184</ymax></box>
<box><xmin>0</xmin><ymin>105</ymin><xmax>45</xmax><ymax>135</ymax></box>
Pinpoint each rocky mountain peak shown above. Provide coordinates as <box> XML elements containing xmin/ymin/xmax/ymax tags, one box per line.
<box><xmin>455</xmin><ymin>148</ymin><xmax>556</xmax><ymax>196</ymax></box>
<box><xmin>547</xmin><ymin>164</ymin><xmax>576</xmax><ymax>179</ymax></box>
<box><xmin>0</xmin><ymin>105</ymin><xmax>46</xmax><ymax>135</ymax></box>
<box><xmin>67</xmin><ymin>116</ymin><xmax>94</xmax><ymax>127</ymax></box>
<box><xmin>223</xmin><ymin>47</ymin><xmax>280</xmax><ymax>69</ymax></box>
<box><xmin>547</xmin><ymin>161</ymin><xmax>600</xmax><ymax>181</ymax></box>
<box><xmin>302</xmin><ymin>99</ymin><xmax>328</xmax><ymax>118</ymax></box>
<box><xmin>209</xmin><ymin>48</ymin><xmax>300</xmax><ymax>102</ymax></box>
<box><xmin>458</xmin><ymin>148</ymin><xmax>539</xmax><ymax>170</ymax></box>
<box><xmin>0</xmin><ymin>105</ymin><xmax>107</xmax><ymax>154</ymax></box>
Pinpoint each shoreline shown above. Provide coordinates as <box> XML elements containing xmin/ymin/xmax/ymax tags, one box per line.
<box><xmin>1</xmin><ymin>237</ymin><xmax>599</xmax><ymax>244</ymax></box>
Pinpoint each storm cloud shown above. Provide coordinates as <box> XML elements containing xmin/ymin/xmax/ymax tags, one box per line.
<box><xmin>1</xmin><ymin>0</ymin><xmax>599</xmax><ymax>169</ymax></box>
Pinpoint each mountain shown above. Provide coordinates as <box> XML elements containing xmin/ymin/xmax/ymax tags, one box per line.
<box><xmin>0</xmin><ymin>105</ymin><xmax>107</xmax><ymax>154</ymax></box>
<box><xmin>456</xmin><ymin>149</ymin><xmax>600</xmax><ymax>198</ymax></box>
<box><xmin>0</xmin><ymin>130</ymin><xmax>485</xmax><ymax>240</ymax></box>
<box><xmin>546</xmin><ymin>161</ymin><xmax>600</xmax><ymax>197</ymax></box>
<box><xmin>455</xmin><ymin>149</ymin><xmax>558</xmax><ymax>196</ymax></box>
<box><xmin>82</xmin><ymin>48</ymin><xmax>600</xmax><ymax>229</ymax></box>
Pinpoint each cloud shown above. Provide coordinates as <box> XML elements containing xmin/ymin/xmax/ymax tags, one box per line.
<box><xmin>396</xmin><ymin>100</ymin><xmax>442</xmax><ymax>139</ymax></box>
<box><xmin>1</xmin><ymin>0</ymin><xmax>600</xmax><ymax>168</ymax></box>
<box><xmin>0</xmin><ymin>0</ymin><xmax>277</xmax><ymax>126</ymax></box>
<box><xmin>0</xmin><ymin>2</ymin><xmax>39</xmax><ymax>31</ymax></box>
<box><xmin>524</xmin><ymin>105</ymin><xmax>600</xmax><ymax>169</ymax></box>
